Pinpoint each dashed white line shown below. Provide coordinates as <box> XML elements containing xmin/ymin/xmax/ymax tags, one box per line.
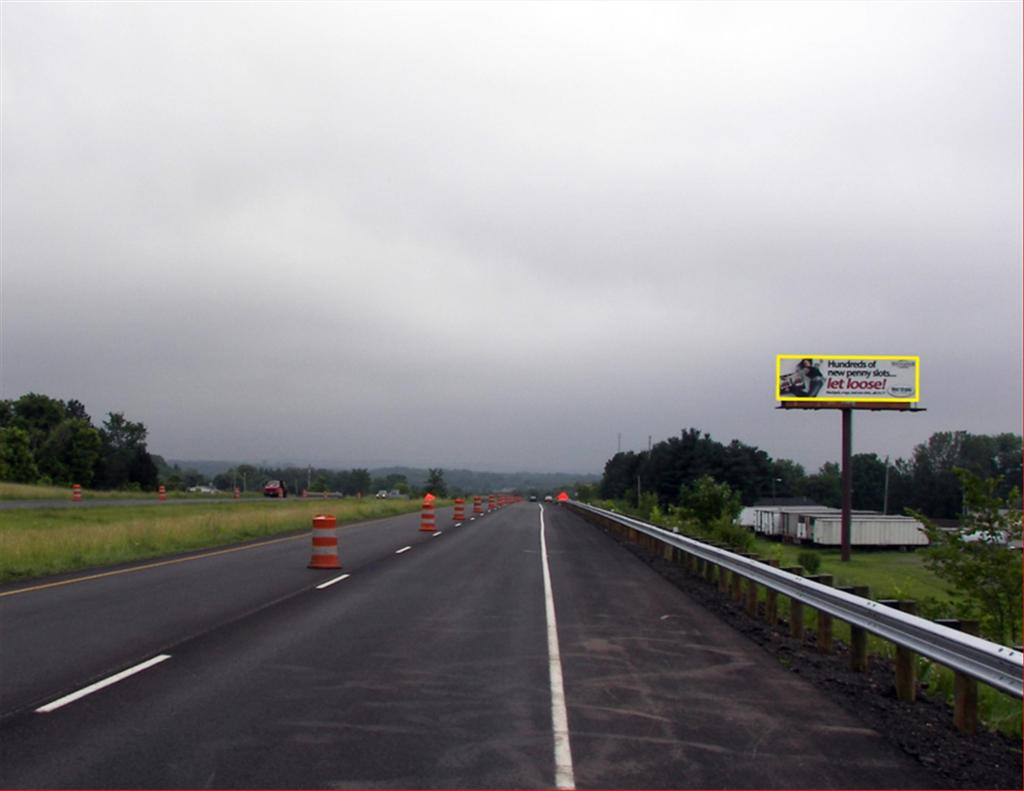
<box><xmin>36</xmin><ymin>654</ymin><xmax>172</xmax><ymax>713</ymax></box>
<box><xmin>433</xmin><ymin>531</ymin><xmax>443</xmax><ymax>536</ymax></box>
<box><xmin>315</xmin><ymin>573</ymin><xmax>351</xmax><ymax>590</ymax></box>
<box><xmin>395</xmin><ymin>546</ymin><xmax>412</xmax><ymax>555</ymax></box>
<box><xmin>539</xmin><ymin>504</ymin><xmax>575</xmax><ymax>789</ymax></box>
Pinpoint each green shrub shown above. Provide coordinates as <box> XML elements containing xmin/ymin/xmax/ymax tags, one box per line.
<box><xmin>711</xmin><ymin>517</ymin><xmax>755</xmax><ymax>552</ymax></box>
<box><xmin>798</xmin><ymin>551</ymin><xmax>821</xmax><ymax>574</ymax></box>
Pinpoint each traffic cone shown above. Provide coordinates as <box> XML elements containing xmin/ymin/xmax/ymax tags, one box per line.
<box><xmin>420</xmin><ymin>496</ymin><xmax>436</xmax><ymax>532</ymax></box>
<box><xmin>308</xmin><ymin>515</ymin><xmax>341</xmax><ymax>569</ymax></box>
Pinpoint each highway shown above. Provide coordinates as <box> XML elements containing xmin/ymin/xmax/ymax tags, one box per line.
<box><xmin>0</xmin><ymin>502</ymin><xmax>946</xmax><ymax>788</ymax></box>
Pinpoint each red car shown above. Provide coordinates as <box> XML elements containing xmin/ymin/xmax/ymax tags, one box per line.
<box><xmin>263</xmin><ymin>480</ymin><xmax>288</xmax><ymax>498</ymax></box>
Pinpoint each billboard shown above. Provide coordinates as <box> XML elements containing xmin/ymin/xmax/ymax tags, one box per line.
<box><xmin>776</xmin><ymin>355</ymin><xmax>919</xmax><ymax>402</ymax></box>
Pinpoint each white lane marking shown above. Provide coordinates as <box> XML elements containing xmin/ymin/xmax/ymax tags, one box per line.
<box><xmin>36</xmin><ymin>654</ymin><xmax>172</xmax><ymax>713</ymax></box>
<box><xmin>469</xmin><ymin>517</ymin><xmax>476</xmax><ymax>522</ymax></box>
<box><xmin>315</xmin><ymin>573</ymin><xmax>351</xmax><ymax>590</ymax></box>
<box><xmin>395</xmin><ymin>546</ymin><xmax>412</xmax><ymax>555</ymax></box>
<box><xmin>539</xmin><ymin>504</ymin><xmax>576</xmax><ymax>789</ymax></box>
<box><xmin>433</xmin><ymin>531</ymin><xmax>443</xmax><ymax>536</ymax></box>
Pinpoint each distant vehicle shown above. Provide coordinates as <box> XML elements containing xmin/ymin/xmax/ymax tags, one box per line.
<box><xmin>529</xmin><ymin>495</ymin><xmax>538</xmax><ymax>502</ymax></box>
<box><xmin>187</xmin><ymin>485</ymin><xmax>219</xmax><ymax>494</ymax></box>
<box><xmin>375</xmin><ymin>490</ymin><xmax>389</xmax><ymax>498</ymax></box>
<box><xmin>544</xmin><ymin>495</ymin><xmax>553</xmax><ymax>502</ymax></box>
<box><xmin>263</xmin><ymin>480</ymin><xmax>288</xmax><ymax>498</ymax></box>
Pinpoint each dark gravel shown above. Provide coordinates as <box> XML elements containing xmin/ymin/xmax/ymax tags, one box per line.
<box><xmin>597</xmin><ymin>521</ymin><xmax>1023</xmax><ymax>790</ymax></box>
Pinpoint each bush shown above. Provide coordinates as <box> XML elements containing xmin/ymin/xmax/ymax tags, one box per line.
<box><xmin>798</xmin><ymin>551</ymin><xmax>821</xmax><ymax>575</ymax></box>
<box><xmin>711</xmin><ymin>517</ymin><xmax>755</xmax><ymax>552</ymax></box>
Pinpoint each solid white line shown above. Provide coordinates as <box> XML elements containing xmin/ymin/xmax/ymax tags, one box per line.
<box><xmin>395</xmin><ymin>546</ymin><xmax>412</xmax><ymax>554</ymax></box>
<box><xmin>315</xmin><ymin>573</ymin><xmax>351</xmax><ymax>590</ymax></box>
<box><xmin>433</xmin><ymin>531</ymin><xmax>443</xmax><ymax>536</ymax></box>
<box><xmin>539</xmin><ymin>504</ymin><xmax>576</xmax><ymax>790</ymax></box>
<box><xmin>36</xmin><ymin>654</ymin><xmax>172</xmax><ymax>713</ymax></box>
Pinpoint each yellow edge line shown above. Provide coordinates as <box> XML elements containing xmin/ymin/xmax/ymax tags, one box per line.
<box><xmin>0</xmin><ymin>533</ymin><xmax>305</xmax><ymax>598</ymax></box>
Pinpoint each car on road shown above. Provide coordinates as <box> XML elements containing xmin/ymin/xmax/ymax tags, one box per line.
<box><xmin>529</xmin><ymin>495</ymin><xmax>538</xmax><ymax>502</ymax></box>
<box><xmin>263</xmin><ymin>480</ymin><xmax>288</xmax><ymax>498</ymax></box>
<box><xmin>544</xmin><ymin>495</ymin><xmax>553</xmax><ymax>502</ymax></box>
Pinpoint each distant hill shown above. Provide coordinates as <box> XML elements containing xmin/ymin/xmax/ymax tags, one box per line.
<box><xmin>367</xmin><ymin>466</ymin><xmax>598</xmax><ymax>494</ymax></box>
<box><xmin>164</xmin><ymin>460</ymin><xmax>597</xmax><ymax>494</ymax></box>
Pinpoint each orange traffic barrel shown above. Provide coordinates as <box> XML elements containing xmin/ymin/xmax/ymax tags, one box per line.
<box><xmin>420</xmin><ymin>496</ymin><xmax>436</xmax><ymax>532</ymax></box>
<box><xmin>453</xmin><ymin>497</ymin><xmax>465</xmax><ymax>522</ymax></box>
<box><xmin>308</xmin><ymin>514</ymin><xmax>341</xmax><ymax>569</ymax></box>
<box><xmin>234</xmin><ymin>487</ymin><xmax>240</xmax><ymax>499</ymax></box>
<box><xmin>473</xmin><ymin>496</ymin><xmax>483</xmax><ymax>515</ymax></box>
<box><xmin>71</xmin><ymin>484</ymin><xmax>82</xmax><ymax>502</ymax></box>
<box><xmin>487</xmin><ymin>495</ymin><xmax>496</xmax><ymax>511</ymax></box>
<box><xmin>158</xmin><ymin>484</ymin><xmax>167</xmax><ymax>501</ymax></box>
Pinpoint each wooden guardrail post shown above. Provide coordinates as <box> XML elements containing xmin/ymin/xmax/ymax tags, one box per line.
<box><xmin>745</xmin><ymin>556</ymin><xmax>761</xmax><ymax>617</ymax></box>
<box><xmin>730</xmin><ymin>557</ymin><xmax>744</xmax><ymax>603</ymax></box>
<box><xmin>880</xmin><ymin>599</ymin><xmax>917</xmax><ymax>701</ymax></box>
<box><xmin>936</xmin><ymin>618</ymin><xmax>980</xmax><ymax>734</ymax></box>
<box><xmin>848</xmin><ymin>585</ymin><xmax>870</xmax><ymax>672</ymax></box>
<box><xmin>764</xmin><ymin>559</ymin><xmax>780</xmax><ymax>626</ymax></box>
<box><xmin>808</xmin><ymin>574</ymin><xmax>834</xmax><ymax>653</ymax></box>
<box><xmin>784</xmin><ymin>566</ymin><xmax>805</xmax><ymax>639</ymax></box>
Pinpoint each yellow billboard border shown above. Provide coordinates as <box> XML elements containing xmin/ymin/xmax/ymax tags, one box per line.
<box><xmin>776</xmin><ymin>355</ymin><xmax>920</xmax><ymax>403</ymax></box>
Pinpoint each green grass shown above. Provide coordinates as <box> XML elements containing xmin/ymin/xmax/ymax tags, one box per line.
<box><xmin>0</xmin><ymin>481</ymin><xmax>270</xmax><ymax>501</ymax></box>
<box><xmin>0</xmin><ymin>497</ymin><xmax>435</xmax><ymax>583</ymax></box>
<box><xmin>749</xmin><ymin>538</ymin><xmax>953</xmax><ymax>603</ymax></box>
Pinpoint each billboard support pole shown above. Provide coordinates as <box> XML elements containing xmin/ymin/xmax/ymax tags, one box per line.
<box><xmin>840</xmin><ymin>407</ymin><xmax>853</xmax><ymax>562</ymax></box>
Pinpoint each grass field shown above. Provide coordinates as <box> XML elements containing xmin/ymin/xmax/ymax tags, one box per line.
<box><xmin>750</xmin><ymin>538</ymin><xmax>953</xmax><ymax>603</ymax></box>
<box><xmin>0</xmin><ymin>497</ymin><xmax>433</xmax><ymax>583</ymax></box>
<box><xmin>0</xmin><ymin>481</ymin><xmax>270</xmax><ymax>501</ymax></box>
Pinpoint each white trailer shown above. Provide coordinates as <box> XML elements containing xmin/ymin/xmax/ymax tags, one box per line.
<box><xmin>752</xmin><ymin>507</ymin><xmax>785</xmax><ymax>537</ymax></box>
<box><xmin>807</xmin><ymin>514</ymin><xmax>929</xmax><ymax>548</ymax></box>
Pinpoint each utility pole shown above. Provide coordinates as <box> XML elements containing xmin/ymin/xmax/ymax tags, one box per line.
<box><xmin>883</xmin><ymin>455</ymin><xmax>890</xmax><ymax>515</ymax></box>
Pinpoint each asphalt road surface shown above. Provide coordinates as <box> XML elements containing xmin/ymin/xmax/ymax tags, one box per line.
<box><xmin>0</xmin><ymin>503</ymin><xmax>945</xmax><ymax>789</ymax></box>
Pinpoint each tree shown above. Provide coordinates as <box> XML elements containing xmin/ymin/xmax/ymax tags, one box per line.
<box><xmin>913</xmin><ymin>470</ymin><xmax>1022</xmax><ymax>646</ymax></box>
<box><xmin>351</xmin><ymin>468</ymin><xmax>371</xmax><ymax>496</ymax></box>
<box><xmin>0</xmin><ymin>427</ymin><xmax>39</xmax><ymax>483</ymax></box>
<box><xmin>95</xmin><ymin>412</ymin><xmax>157</xmax><ymax>490</ymax></box>
<box><xmin>678</xmin><ymin>475</ymin><xmax>741</xmax><ymax>531</ymax></box>
<box><xmin>36</xmin><ymin>419</ymin><xmax>102</xmax><ymax>485</ymax></box>
<box><xmin>801</xmin><ymin>462</ymin><xmax>841</xmax><ymax>507</ymax></box>
<box><xmin>9</xmin><ymin>393</ymin><xmax>66</xmax><ymax>456</ymax></box>
<box><xmin>425</xmin><ymin>468</ymin><xmax>447</xmax><ymax>497</ymax></box>
<box><xmin>851</xmin><ymin>453</ymin><xmax>887</xmax><ymax>512</ymax></box>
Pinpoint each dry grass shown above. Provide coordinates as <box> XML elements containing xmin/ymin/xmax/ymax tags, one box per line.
<box><xmin>0</xmin><ymin>498</ymin><xmax>432</xmax><ymax>582</ymax></box>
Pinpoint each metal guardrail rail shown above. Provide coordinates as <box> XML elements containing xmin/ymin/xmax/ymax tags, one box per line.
<box><xmin>570</xmin><ymin>501</ymin><xmax>1024</xmax><ymax>698</ymax></box>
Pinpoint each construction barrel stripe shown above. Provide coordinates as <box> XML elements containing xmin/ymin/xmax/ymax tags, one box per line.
<box><xmin>308</xmin><ymin>514</ymin><xmax>341</xmax><ymax>569</ymax></box>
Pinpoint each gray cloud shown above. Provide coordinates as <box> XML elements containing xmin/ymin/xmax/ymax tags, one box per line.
<box><xmin>2</xmin><ymin>1</ymin><xmax>1020</xmax><ymax>473</ymax></box>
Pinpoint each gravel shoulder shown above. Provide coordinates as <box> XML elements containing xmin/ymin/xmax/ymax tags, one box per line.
<box><xmin>599</xmin><ymin>522</ymin><xmax>1023</xmax><ymax>790</ymax></box>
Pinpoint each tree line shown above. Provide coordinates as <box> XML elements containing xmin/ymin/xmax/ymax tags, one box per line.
<box><xmin>594</xmin><ymin>427</ymin><xmax>1021</xmax><ymax>519</ymax></box>
<box><xmin>0</xmin><ymin>393</ymin><xmax>158</xmax><ymax>489</ymax></box>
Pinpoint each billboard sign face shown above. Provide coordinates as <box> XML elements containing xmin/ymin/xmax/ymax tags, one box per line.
<box><xmin>777</xmin><ymin>355</ymin><xmax>919</xmax><ymax>402</ymax></box>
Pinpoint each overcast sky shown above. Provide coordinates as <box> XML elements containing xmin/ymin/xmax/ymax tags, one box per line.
<box><xmin>2</xmin><ymin>1</ymin><xmax>1021</xmax><ymax>474</ymax></box>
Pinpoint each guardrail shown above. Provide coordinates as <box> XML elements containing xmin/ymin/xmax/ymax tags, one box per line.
<box><xmin>566</xmin><ymin>501</ymin><xmax>1023</xmax><ymax>734</ymax></box>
